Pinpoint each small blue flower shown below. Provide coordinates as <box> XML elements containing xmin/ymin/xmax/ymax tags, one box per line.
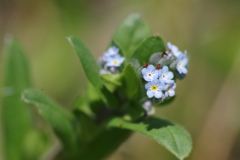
<box><xmin>141</xmin><ymin>65</ymin><xmax>158</xmax><ymax>82</ymax></box>
<box><xmin>176</xmin><ymin>51</ymin><xmax>188</xmax><ymax>74</ymax></box>
<box><xmin>145</xmin><ymin>79</ymin><xmax>165</xmax><ymax>98</ymax></box>
<box><xmin>167</xmin><ymin>42</ymin><xmax>182</xmax><ymax>58</ymax></box>
<box><xmin>164</xmin><ymin>83</ymin><xmax>176</xmax><ymax>98</ymax></box>
<box><xmin>105</xmin><ymin>54</ymin><xmax>125</xmax><ymax>67</ymax></box>
<box><xmin>158</xmin><ymin>66</ymin><xmax>174</xmax><ymax>84</ymax></box>
<box><xmin>104</xmin><ymin>46</ymin><xmax>119</xmax><ymax>58</ymax></box>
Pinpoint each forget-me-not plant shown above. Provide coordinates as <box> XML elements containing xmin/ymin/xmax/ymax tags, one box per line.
<box><xmin>145</xmin><ymin>79</ymin><xmax>165</xmax><ymax>98</ymax></box>
<box><xmin>164</xmin><ymin>83</ymin><xmax>176</xmax><ymax>98</ymax></box>
<box><xmin>167</xmin><ymin>42</ymin><xmax>182</xmax><ymax>58</ymax></box>
<box><xmin>176</xmin><ymin>51</ymin><xmax>188</xmax><ymax>74</ymax></box>
<box><xmin>99</xmin><ymin>46</ymin><xmax>125</xmax><ymax>73</ymax></box>
<box><xmin>106</xmin><ymin>54</ymin><xmax>125</xmax><ymax>67</ymax></box>
<box><xmin>141</xmin><ymin>64</ymin><xmax>159</xmax><ymax>82</ymax></box>
<box><xmin>158</xmin><ymin>66</ymin><xmax>174</xmax><ymax>84</ymax></box>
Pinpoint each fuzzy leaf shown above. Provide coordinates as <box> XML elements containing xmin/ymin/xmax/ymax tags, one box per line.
<box><xmin>108</xmin><ymin>117</ymin><xmax>192</xmax><ymax>159</ymax></box>
<box><xmin>22</xmin><ymin>89</ymin><xmax>76</xmax><ymax>150</ymax></box>
<box><xmin>68</xmin><ymin>36</ymin><xmax>118</xmax><ymax>108</ymax></box>
<box><xmin>2</xmin><ymin>38</ymin><xmax>32</xmax><ymax>160</ymax></box>
<box><xmin>132</xmin><ymin>36</ymin><xmax>166</xmax><ymax>65</ymax></box>
<box><xmin>67</xmin><ymin>36</ymin><xmax>102</xmax><ymax>89</ymax></box>
<box><xmin>113</xmin><ymin>13</ymin><xmax>150</xmax><ymax>61</ymax></box>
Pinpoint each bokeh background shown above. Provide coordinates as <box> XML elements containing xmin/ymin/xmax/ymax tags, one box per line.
<box><xmin>1</xmin><ymin>0</ymin><xmax>240</xmax><ymax>159</ymax></box>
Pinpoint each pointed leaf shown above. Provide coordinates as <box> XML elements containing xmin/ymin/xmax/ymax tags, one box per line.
<box><xmin>21</xmin><ymin>89</ymin><xmax>76</xmax><ymax>150</ymax></box>
<box><xmin>2</xmin><ymin>38</ymin><xmax>32</xmax><ymax>160</ymax></box>
<box><xmin>68</xmin><ymin>36</ymin><xmax>118</xmax><ymax>108</ymax></box>
<box><xmin>132</xmin><ymin>36</ymin><xmax>166</xmax><ymax>65</ymax></box>
<box><xmin>108</xmin><ymin>117</ymin><xmax>192</xmax><ymax>159</ymax></box>
<box><xmin>113</xmin><ymin>13</ymin><xmax>150</xmax><ymax>61</ymax></box>
<box><xmin>67</xmin><ymin>36</ymin><xmax>102</xmax><ymax>89</ymax></box>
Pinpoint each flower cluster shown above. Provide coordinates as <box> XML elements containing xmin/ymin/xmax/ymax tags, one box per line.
<box><xmin>142</xmin><ymin>65</ymin><xmax>175</xmax><ymax>100</ymax></box>
<box><xmin>167</xmin><ymin>42</ymin><xmax>188</xmax><ymax>75</ymax></box>
<box><xmin>141</xmin><ymin>42</ymin><xmax>188</xmax><ymax>102</ymax></box>
<box><xmin>99</xmin><ymin>46</ymin><xmax>125</xmax><ymax>74</ymax></box>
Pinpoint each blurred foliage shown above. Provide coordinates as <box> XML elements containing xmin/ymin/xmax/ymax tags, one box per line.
<box><xmin>1</xmin><ymin>0</ymin><xmax>240</xmax><ymax>160</ymax></box>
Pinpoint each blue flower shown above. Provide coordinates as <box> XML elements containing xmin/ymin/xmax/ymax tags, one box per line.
<box><xmin>104</xmin><ymin>46</ymin><xmax>119</xmax><ymax>58</ymax></box>
<box><xmin>158</xmin><ymin>66</ymin><xmax>174</xmax><ymax>84</ymax></box>
<box><xmin>176</xmin><ymin>51</ymin><xmax>188</xmax><ymax>74</ymax></box>
<box><xmin>167</xmin><ymin>42</ymin><xmax>182</xmax><ymax>58</ymax></box>
<box><xmin>105</xmin><ymin>54</ymin><xmax>125</xmax><ymax>67</ymax></box>
<box><xmin>141</xmin><ymin>65</ymin><xmax>158</xmax><ymax>82</ymax></box>
<box><xmin>164</xmin><ymin>83</ymin><xmax>176</xmax><ymax>98</ymax></box>
<box><xmin>145</xmin><ymin>79</ymin><xmax>165</xmax><ymax>98</ymax></box>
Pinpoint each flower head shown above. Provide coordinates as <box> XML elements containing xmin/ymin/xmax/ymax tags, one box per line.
<box><xmin>104</xmin><ymin>46</ymin><xmax>119</xmax><ymax>58</ymax></box>
<box><xmin>158</xmin><ymin>66</ymin><xmax>174</xmax><ymax>84</ymax></box>
<box><xmin>176</xmin><ymin>51</ymin><xmax>188</xmax><ymax>74</ymax></box>
<box><xmin>164</xmin><ymin>83</ymin><xmax>176</xmax><ymax>98</ymax></box>
<box><xmin>105</xmin><ymin>54</ymin><xmax>125</xmax><ymax>67</ymax></box>
<box><xmin>141</xmin><ymin>65</ymin><xmax>158</xmax><ymax>82</ymax></box>
<box><xmin>145</xmin><ymin>79</ymin><xmax>165</xmax><ymax>98</ymax></box>
<box><xmin>167</xmin><ymin>42</ymin><xmax>182</xmax><ymax>58</ymax></box>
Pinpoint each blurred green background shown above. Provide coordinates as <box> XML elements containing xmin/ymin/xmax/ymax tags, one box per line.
<box><xmin>1</xmin><ymin>0</ymin><xmax>240</xmax><ymax>159</ymax></box>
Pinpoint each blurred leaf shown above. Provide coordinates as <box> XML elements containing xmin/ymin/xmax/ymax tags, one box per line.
<box><xmin>72</xmin><ymin>95</ymin><xmax>94</xmax><ymax>118</ymax></box>
<box><xmin>108</xmin><ymin>117</ymin><xmax>192</xmax><ymax>160</ymax></box>
<box><xmin>113</xmin><ymin>13</ymin><xmax>151</xmax><ymax>61</ymax></box>
<box><xmin>22</xmin><ymin>89</ymin><xmax>76</xmax><ymax>150</ymax></box>
<box><xmin>73</xmin><ymin>110</ymin><xmax>99</xmax><ymax>144</ymax></box>
<box><xmin>132</xmin><ymin>36</ymin><xmax>166</xmax><ymax>65</ymax></box>
<box><xmin>101</xmin><ymin>74</ymin><xmax>122</xmax><ymax>92</ymax></box>
<box><xmin>79</xmin><ymin>128</ymin><xmax>131</xmax><ymax>160</ymax></box>
<box><xmin>67</xmin><ymin>36</ymin><xmax>102</xmax><ymax>89</ymax></box>
<box><xmin>2</xmin><ymin>38</ymin><xmax>32</xmax><ymax>160</ymax></box>
<box><xmin>23</xmin><ymin>130</ymin><xmax>50</xmax><ymax>160</ymax></box>
<box><xmin>122</xmin><ymin>63</ymin><xmax>142</xmax><ymax>99</ymax></box>
<box><xmin>68</xmin><ymin>36</ymin><xmax>118</xmax><ymax>108</ymax></box>
<box><xmin>123</xmin><ymin>104</ymin><xmax>145</xmax><ymax>121</ymax></box>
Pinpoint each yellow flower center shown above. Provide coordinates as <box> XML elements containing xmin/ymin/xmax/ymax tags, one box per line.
<box><xmin>151</xmin><ymin>85</ymin><xmax>158</xmax><ymax>91</ymax></box>
<box><xmin>113</xmin><ymin>61</ymin><xmax>119</xmax><ymax>65</ymax></box>
<box><xmin>178</xmin><ymin>62</ymin><xmax>182</xmax><ymax>67</ymax></box>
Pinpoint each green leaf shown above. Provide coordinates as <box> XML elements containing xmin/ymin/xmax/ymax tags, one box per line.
<box><xmin>132</xmin><ymin>36</ymin><xmax>166</xmax><ymax>65</ymax></box>
<box><xmin>101</xmin><ymin>74</ymin><xmax>122</xmax><ymax>92</ymax></box>
<box><xmin>21</xmin><ymin>89</ymin><xmax>76</xmax><ymax>150</ymax></box>
<box><xmin>79</xmin><ymin>128</ymin><xmax>131</xmax><ymax>160</ymax></box>
<box><xmin>72</xmin><ymin>94</ymin><xmax>94</xmax><ymax>118</ymax></box>
<box><xmin>113</xmin><ymin>13</ymin><xmax>151</xmax><ymax>61</ymax></box>
<box><xmin>122</xmin><ymin>63</ymin><xmax>142</xmax><ymax>99</ymax></box>
<box><xmin>23</xmin><ymin>130</ymin><xmax>50</xmax><ymax>160</ymax></box>
<box><xmin>67</xmin><ymin>35</ymin><xmax>102</xmax><ymax>89</ymax></box>
<box><xmin>68</xmin><ymin>36</ymin><xmax>118</xmax><ymax>108</ymax></box>
<box><xmin>2</xmin><ymin>38</ymin><xmax>32</xmax><ymax>160</ymax></box>
<box><xmin>108</xmin><ymin>117</ymin><xmax>192</xmax><ymax>159</ymax></box>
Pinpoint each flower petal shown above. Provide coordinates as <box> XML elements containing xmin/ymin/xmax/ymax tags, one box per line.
<box><xmin>142</xmin><ymin>68</ymin><xmax>148</xmax><ymax>75</ymax></box>
<box><xmin>166</xmin><ymin>71</ymin><xmax>174</xmax><ymax>79</ymax></box>
<box><xmin>145</xmin><ymin>82</ymin><xmax>152</xmax><ymax>90</ymax></box>
<box><xmin>168</xmin><ymin>90</ymin><xmax>175</xmax><ymax>97</ymax></box>
<box><xmin>147</xmin><ymin>65</ymin><xmax>155</xmax><ymax>71</ymax></box>
<box><xmin>154</xmin><ymin>91</ymin><xmax>162</xmax><ymax>98</ymax></box>
<box><xmin>162</xmin><ymin>66</ymin><xmax>168</xmax><ymax>73</ymax></box>
<box><xmin>147</xmin><ymin>90</ymin><xmax>154</xmax><ymax>98</ymax></box>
